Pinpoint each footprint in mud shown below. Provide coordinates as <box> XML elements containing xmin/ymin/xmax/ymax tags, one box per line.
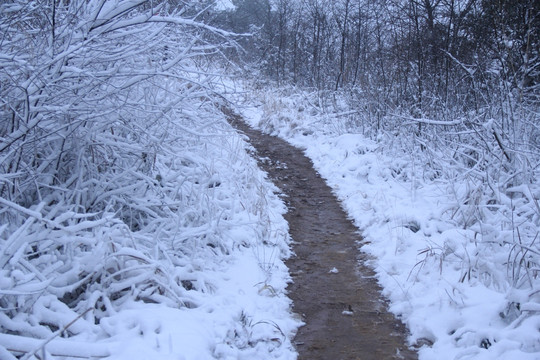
<box><xmin>225</xmin><ymin>108</ymin><xmax>417</xmax><ymax>360</ymax></box>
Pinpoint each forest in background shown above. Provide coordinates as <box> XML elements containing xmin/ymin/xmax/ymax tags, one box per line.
<box><xmin>220</xmin><ymin>0</ymin><xmax>538</xmax><ymax>111</ymax></box>
<box><xmin>218</xmin><ymin>0</ymin><xmax>540</xmax><ymax>182</ymax></box>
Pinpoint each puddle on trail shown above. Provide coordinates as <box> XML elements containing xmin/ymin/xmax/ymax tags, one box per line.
<box><xmin>226</xmin><ymin>109</ymin><xmax>417</xmax><ymax>360</ymax></box>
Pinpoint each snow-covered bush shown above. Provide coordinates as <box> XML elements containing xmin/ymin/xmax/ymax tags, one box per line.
<box><xmin>0</xmin><ymin>2</ymin><xmax>298</xmax><ymax>359</ymax></box>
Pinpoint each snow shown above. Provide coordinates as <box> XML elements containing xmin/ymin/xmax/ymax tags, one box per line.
<box><xmin>214</xmin><ymin>0</ymin><xmax>236</xmax><ymax>11</ymax></box>
<box><xmin>2</xmin><ymin>1</ymin><xmax>538</xmax><ymax>353</ymax></box>
<box><xmin>237</xmin><ymin>86</ymin><xmax>540</xmax><ymax>359</ymax></box>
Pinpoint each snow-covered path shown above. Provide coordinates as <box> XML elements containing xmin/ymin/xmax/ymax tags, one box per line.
<box><xmin>235</xmin><ymin>87</ymin><xmax>540</xmax><ymax>360</ymax></box>
<box><xmin>226</xmin><ymin>108</ymin><xmax>416</xmax><ymax>359</ymax></box>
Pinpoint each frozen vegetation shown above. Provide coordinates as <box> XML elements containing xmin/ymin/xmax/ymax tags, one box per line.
<box><xmin>0</xmin><ymin>1</ymin><xmax>299</xmax><ymax>359</ymax></box>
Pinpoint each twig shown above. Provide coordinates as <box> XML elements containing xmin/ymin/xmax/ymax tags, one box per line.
<box><xmin>21</xmin><ymin>308</ymin><xmax>93</xmax><ymax>360</ymax></box>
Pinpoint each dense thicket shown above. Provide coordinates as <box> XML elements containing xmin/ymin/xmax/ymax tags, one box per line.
<box><xmin>0</xmin><ymin>1</ymin><xmax>254</xmax><ymax>357</ymax></box>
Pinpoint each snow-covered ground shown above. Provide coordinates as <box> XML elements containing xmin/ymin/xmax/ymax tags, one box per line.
<box><xmin>236</xmin><ymin>86</ymin><xmax>540</xmax><ymax>360</ymax></box>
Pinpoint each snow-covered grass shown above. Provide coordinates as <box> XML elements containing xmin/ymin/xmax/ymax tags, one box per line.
<box><xmin>0</xmin><ymin>108</ymin><xmax>300</xmax><ymax>359</ymax></box>
<box><xmin>239</xmin><ymin>85</ymin><xmax>540</xmax><ymax>359</ymax></box>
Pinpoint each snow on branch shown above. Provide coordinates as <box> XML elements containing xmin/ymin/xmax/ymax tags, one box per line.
<box><xmin>391</xmin><ymin>113</ymin><xmax>464</xmax><ymax>126</ymax></box>
<box><xmin>150</xmin><ymin>15</ymin><xmax>251</xmax><ymax>39</ymax></box>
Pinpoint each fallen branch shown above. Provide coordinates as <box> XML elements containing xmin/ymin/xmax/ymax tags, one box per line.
<box><xmin>0</xmin><ymin>333</ymin><xmax>109</xmax><ymax>359</ymax></box>
<box><xmin>11</xmin><ymin>309</ymin><xmax>110</xmax><ymax>360</ymax></box>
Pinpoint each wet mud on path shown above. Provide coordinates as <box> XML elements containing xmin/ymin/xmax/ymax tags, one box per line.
<box><xmin>225</xmin><ymin>109</ymin><xmax>417</xmax><ymax>360</ymax></box>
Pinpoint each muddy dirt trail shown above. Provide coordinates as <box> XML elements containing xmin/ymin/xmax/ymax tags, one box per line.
<box><xmin>226</xmin><ymin>109</ymin><xmax>417</xmax><ymax>360</ymax></box>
